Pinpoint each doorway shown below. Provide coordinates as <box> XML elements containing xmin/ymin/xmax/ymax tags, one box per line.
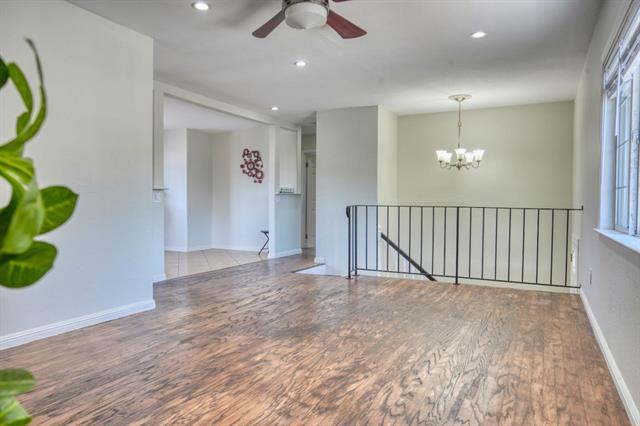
<box><xmin>153</xmin><ymin>83</ymin><xmax>303</xmax><ymax>282</ymax></box>
<box><xmin>162</xmin><ymin>96</ymin><xmax>270</xmax><ymax>279</ymax></box>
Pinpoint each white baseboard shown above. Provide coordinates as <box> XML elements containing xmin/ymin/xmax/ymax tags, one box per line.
<box><xmin>314</xmin><ymin>256</ymin><xmax>325</xmax><ymax>264</ymax></box>
<box><xmin>165</xmin><ymin>245</ymin><xmax>187</xmax><ymax>252</ymax></box>
<box><xmin>186</xmin><ymin>244</ymin><xmax>214</xmax><ymax>252</ymax></box>
<box><xmin>165</xmin><ymin>244</ymin><xmax>262</xmax><ymax>253</ymax></box>
<box><xmin>0</xmin><ymin>300</ymin><xmax>156</xmax><ymax>351</ymax></box>
<box><xmin>153</xmin><ymin>273</ymin><xmax>167</xmax><ymax>282</ymax></box>
<box><xmin>581</xmin><ymin>291</ymin><xmax>639</xmax><ymax>425</ymax></box>
<box><xmin>211</xmin><ymin>244</ymin><xmax>263</xmax><ymax>252</ymax></box>
<box><xmin>269</xmin><ymin>248</ymin><xmax>302</xmax><ymax>259</ymax></box>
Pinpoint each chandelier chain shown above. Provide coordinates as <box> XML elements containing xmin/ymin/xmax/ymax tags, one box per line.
<box><xmin>457</xmin><ymin>99</ymin><xmax>462</xmax><ymax>149</ymax></box>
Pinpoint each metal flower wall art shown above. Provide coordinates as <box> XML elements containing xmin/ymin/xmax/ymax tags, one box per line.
<box><xmin>240</xmin><ymin>148</ymin><xmax>264</xmax><ymax>183</ymax></box>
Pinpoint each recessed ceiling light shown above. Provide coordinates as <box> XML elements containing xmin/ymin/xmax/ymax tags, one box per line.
<box><xmin>294</xmin><ymin>60</ymin><xmax>307</xmax><ymax>68</ymax></box>
<box><xmin>471</xmin><ymin>31</ymin><xmax>487</xmax><ymax>39</ymax></box>
<box><xmin>191</xmin><ymin>1</ymin><xmax>210</xmax><ymax>11</ymax></box>
<box><xmin>271</xmin><ymin>106</ymin><xmax>280</xmax><ymax>111</ymax></box>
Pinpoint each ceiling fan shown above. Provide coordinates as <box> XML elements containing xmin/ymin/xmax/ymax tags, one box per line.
<box><xmin>252</xmin><ymin>0</ymin><xmax>366</xmax><ymax>39</ymax></box>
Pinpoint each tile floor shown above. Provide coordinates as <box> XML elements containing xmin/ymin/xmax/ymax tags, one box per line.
<box><xmin>165</xmin><ymin>249</ymin><xmax>268</xmax><ymax>279</ymax></box>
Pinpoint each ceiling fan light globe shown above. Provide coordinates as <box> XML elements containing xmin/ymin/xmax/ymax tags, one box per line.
<box><xmin>285</xmin><ymin>2</ymin><xmax>328</xmax><ymax>30</ymax></box>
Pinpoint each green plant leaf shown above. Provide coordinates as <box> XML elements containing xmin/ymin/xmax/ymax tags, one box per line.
<box><xmin>2</xmin><ymin>184</ymin><xmax>44</xmax><ymax>255</ymax></box>
<box><xmin>0</xmin><ymin>39</ymin><xmax>46</xmax><ymax>155</ymax></box>
<box><xmin>15</xmin><ymin>113</ymin><xmax>29</xmax><ymax>137</ymax></box>
<box><xmin>7</xmin><ymin>64</ymin><xmax>33</xmax><ymax>115</ymax></box>
<box><xmin>0</xmin><ymin>153</ymin><xmax>43</xmax><ymax>255</ymax></box>
<box><xmin>0</xmin><ymin>57</ymin><xmax>8</xmax><ymax>89</ymax></box>
<box><xmin>0</xmin><ymin>397</ymin><xmax>31</xmax><ymax>426</ymax></box>
<box><xmin>0</xmin><ymin>153</ymin><xmax>33</xmax><ymax>195</ymax></box>
<box><xmin>39</xmin><ymin>186</ymin><xmax>78</xmax><ymax>235</ymax></box>
<box><xmin>0</xmin><ymin>241</ymin><xmax>57</xmax><ymax>288</ymax></box>
<box><xmin>0</xmin><ymin>370</ymin><xmax>35</xmax><ymax>398</ymax></box>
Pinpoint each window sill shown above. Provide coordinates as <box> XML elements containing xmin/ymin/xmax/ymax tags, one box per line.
<box><xmin>593</xmin><ymin>228</ymin><xmax>640</xmax><ymax>254</ymax></box>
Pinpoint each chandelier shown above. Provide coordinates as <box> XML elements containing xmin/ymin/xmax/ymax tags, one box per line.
<box><xmin>436</xmin><ymin>94</ymin><xmax>485</xmax><ymax>170</ymax></box>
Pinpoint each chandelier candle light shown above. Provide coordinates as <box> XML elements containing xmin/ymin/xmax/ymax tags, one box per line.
<box><xmin>436</xmin><ymin>94</ymin><xmax>485</xmax><ymax>170</ymax></box>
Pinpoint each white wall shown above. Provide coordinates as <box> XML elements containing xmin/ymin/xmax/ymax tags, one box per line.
<box><xmin>275</xmin><ymin>194</ymin><xmax>303</xmax><ymax>254</ymax></box>
<box><xmin>278</xmin><ymin>128</ymin><xmax>298</xmax><ymax>192</ymax></box>
<box><xmin>398</xmin><ymin>101</ymin><xmax>575</xmax><ymax>207</ymax></box>
<box><xmin>164</xmin><ymin>129</ymin><xmax>188</xmax><ymax>251</ymax></box>
<box><xmin>378</xmin><ymin>107</ymin><xmax>398</xmax><ymax>205</ymax></box>
<box><xmin>0</xmin><ymin>0</ymin><xmax>155</xmax><ymax>345</ymax></box>
<box><xmin>163</xmin><ymin>127</ymin><xmax>272</xmax><ymax>253</ymax></box>
<box><xmin>152</xmin><ymin>88</ymin><xmax>165</xmax><ymax>282</ymax></box>
<box><xmin>574</xmin><ymin>0</ymin><xmax>640</xmax><ymax>421</ymax></box>
<box><xmin>391</xmin><ymin>102</ymin><xmax>576</xmax><ymax>285</ymax></box>
<box><xmin>316</xmin><ymin>106</ymin><xmax>379</xmax><ymax>273</ymax></box>
<box><xmin>210</xmin><ymin>127</ymin><xmax>270</xmax><ymax>251</ymax></box>
<box><xmin>302</xmin><ymin>134</ymin><xmax>316</xmax><ymax>152</ymax></box>
<box><xmin>187</xmin><ymin>129</ymin><xmax>213</xmax><ymax>250</ymax></box>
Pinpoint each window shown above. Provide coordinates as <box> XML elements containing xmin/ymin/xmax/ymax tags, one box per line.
<box><xmin>615</xmin><ymin>79</ymin><xmax>631</xmax><ymax>231</ymax></box>
<box><xmin>602</xmin><ymin>5</ymin><xmax>640</xmax><ymax>238</ymax></box>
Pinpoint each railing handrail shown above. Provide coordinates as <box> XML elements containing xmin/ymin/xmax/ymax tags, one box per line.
<box><xmin>348</xmin><ymin>204</ymin><xmax>584</xmax><ymax>211</ymax></box>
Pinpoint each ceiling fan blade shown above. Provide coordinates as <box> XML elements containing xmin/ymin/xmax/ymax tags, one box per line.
<box><xmin>252</xmin><ymin>10</ymin><xmax>285</xmax><ymax>38</ymax></box>
<box><xmin>326</xmin><ymin>10</ymin><xmax>366</xmax><ymax>39</ymax></box>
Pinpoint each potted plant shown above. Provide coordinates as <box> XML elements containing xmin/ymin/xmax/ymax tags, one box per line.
<box><xmin>0</xmin><ymin>39</ymin><xmax>78</xmax><ymax>426</ymax></box>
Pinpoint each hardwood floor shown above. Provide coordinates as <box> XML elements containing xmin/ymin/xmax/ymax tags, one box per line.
<box><xmin>0</xmin><ymin>252</ymin><xmax>629</xmax><ymax>425</ymax></box>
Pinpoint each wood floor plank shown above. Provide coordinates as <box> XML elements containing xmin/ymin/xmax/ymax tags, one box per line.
<box><xmin>0</xmin><ymin>252</ymin><xmax>630</xmax><ymax>425</ymax></box>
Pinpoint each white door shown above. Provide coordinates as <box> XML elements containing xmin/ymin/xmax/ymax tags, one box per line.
<box><xmin>305</xmin><ymin>153</ymin><xmax>316</xmax><ymax>248</ymax></box>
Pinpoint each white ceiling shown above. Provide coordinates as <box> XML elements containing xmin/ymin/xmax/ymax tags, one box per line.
<box><xmin>72</xmin><ymin>0</ymin><xmax>601</xmax><ymax>125</ymax></box>
<box><xmin>163</xmin><ymin>95</ymin><xmax>261</xmax><ymax>132</ymax></box>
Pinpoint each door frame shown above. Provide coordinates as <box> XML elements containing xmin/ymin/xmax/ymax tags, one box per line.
<box><xmin>302</xmin><ymin>150</ymin><xmax>316</xmax><ymax>249</ymax></box>
<box><xmin>153</xmin><ymin>82</ymin><xmax>302</xmax><ymax>275</ymax></box>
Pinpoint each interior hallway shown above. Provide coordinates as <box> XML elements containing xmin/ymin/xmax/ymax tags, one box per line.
<box><xmin>164</xmin><ymin>249</ymin><xmax>268</xmax><ymax>279</ymax></box>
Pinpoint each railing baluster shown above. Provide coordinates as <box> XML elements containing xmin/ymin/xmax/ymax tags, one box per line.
<box><xmin>386</xmin><ymin>206</ymin><xmax>390</xmax><ymax>271</ymax></box>
<box><xmin>508</xmin><ymin>208</ymin><xmax>512</xmax><ymax>282</ymax></box>
<box><xmin>565</xmin><ymin>210</ymin><xmax>570</xmax><ymax>286</ymax></box>
<box><xmin>376</xmin><ymin>206</ymin><xmax>379</xmax><ymax>272</ymax></box>
<box><xmin>455</xmin><ymin>206</ymin><xmax>460</xmax><ymax>284</ymax></box>
<box><xmin>494</xmin><ymin>208</ymin><xmax>498</xmax><ymax>280</ymax></box>
<box><xmin>354</xmin><ymin>205</ymin><xmax>358</xmax><ymax>275</ymax></box>
<box><xmin>397</xmin><ymin>206</ymin><xmax>401</xmax><ymax>273</ymax></box>
<box><xmin>535</xmin><ymin>209</ymin><xmax>540</xmax><ymax>283</ymax></box>
<box><xmin>365</xmin><ymin>206</ymin><xmax>369</xmax><ymax>270</ymax></box>
<box><xmin>431</xmin><ymin>207</ymin><xmax>435</xmax><ymax>273</ymax></box>
<box><xmin>420</xmin><ymin>207</ymin><xmax>424</xmax><ymax>272</ymax></box>
<box><xmin>550</xmin><ymin>209</ymin><xmax>554</xmax><ymax>285</ymax></box>
<box><xmin>468</xmin><ymin>208</ymin><xmax>472</xmax><ymax>278</ymax></box>
<box><xmin>408</xmin><ymin>207</ymin><xmax>412</xmax><ymax>274</ymax></box>
<box><xmin>347</xmin><ymin>206</ymin><xmax>351</xmax><ymax>279</ymax></box>
<box><xmin>522</xmin><ymin>209</ymin><xmax>526</xmax><ymax>283</ymax></box>
<box><xmin>443</xmin><ymin>207</ymin><xmax>447</xmax><ymax>276</ymax></box>
<box><xmin>481</xmin><ymin>207</ymin><xmax>485</xmax><ymax>279</ymax></box>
